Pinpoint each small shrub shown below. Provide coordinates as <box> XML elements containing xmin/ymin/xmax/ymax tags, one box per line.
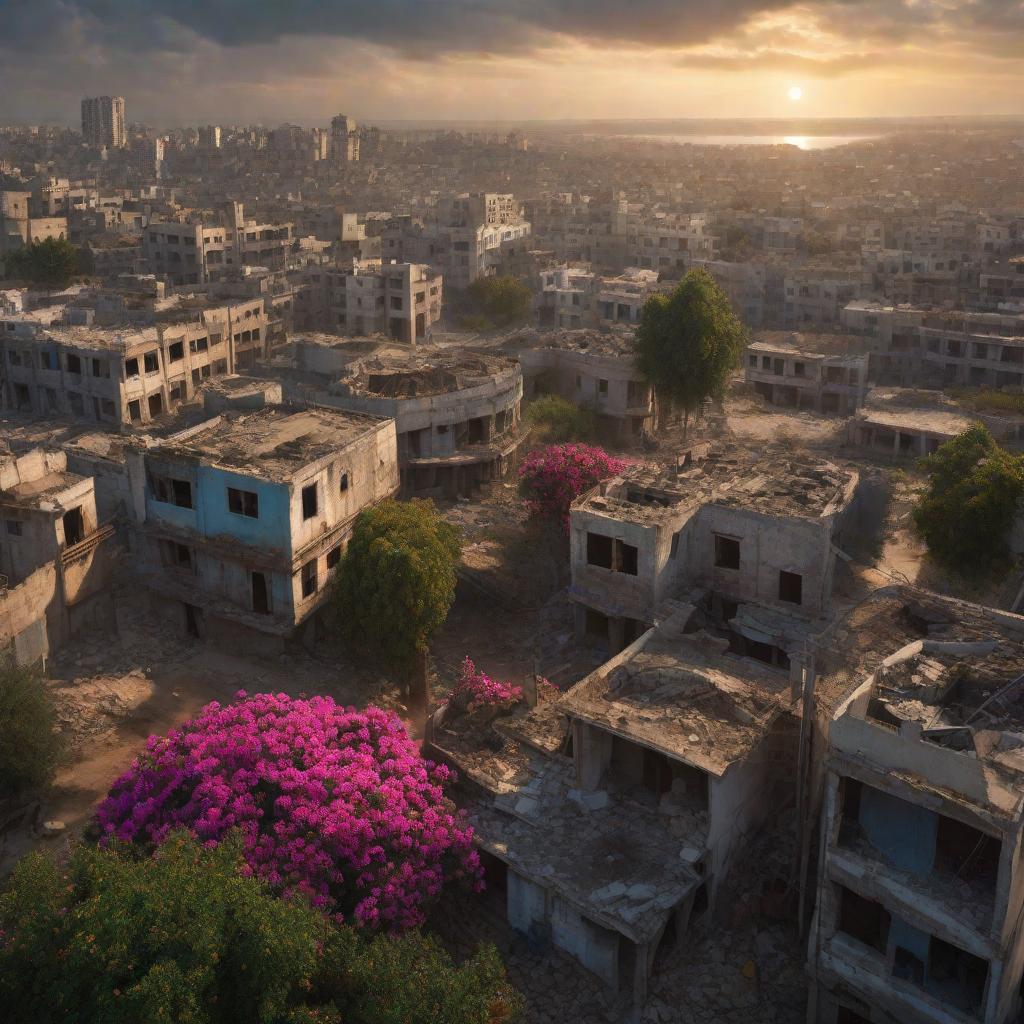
<box><xmin>526</xmin><ymin>395</ymin><xmax>597</xmax><ymax>442</ymax></box>
<box><xmin>449</xmin><ymin>657</ymin><xmax>523</xmax><ymax>710</ymax></box>
<box><xmin>0</xmin><ymin>661</ymin><xmax>60</xmax><ymax>800</ymax></box>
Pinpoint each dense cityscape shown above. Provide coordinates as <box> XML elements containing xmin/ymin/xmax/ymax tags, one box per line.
<box><xmin>3</xmin><ymin>52</ymin><xmax>1024</xmax><ymax>1024</ymax></box>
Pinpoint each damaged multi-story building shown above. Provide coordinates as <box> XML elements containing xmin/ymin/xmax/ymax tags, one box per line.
<box><xmin>426</xmin><ymin>443</ymin><xmax>861</xmax><ymax>1009</ymax></box>
<box><xmin>280</xmin><ymin>338</ymin><xmax>525</xmax><ymax>497</ymax></box>
<box><xmin>0</xmin><ymin>445</ymin><xmax>115</xmax><ymax>664</ymax></box>
<box><xmin>515</xmin><ymin>327</ymin><xmax>654</xmax><ymax>440</ymax></box>
<box><xmin>745</xmin><ymin>332</ymin><xmax>870</xmax><ymax>415</ymax></box>
<box><xmin>808</xmin><ymin>588</ymin><xmax>1024</xmax><ymax>1024</ymax></box>
<box><xmin>125</xmin><ymin>399</ymin><xmax>398</xmax><ymax>649</ymax></box>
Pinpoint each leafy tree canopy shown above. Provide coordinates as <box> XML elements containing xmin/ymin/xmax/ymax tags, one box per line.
<box><xmin>913</xmin><ymin>423</ymin><xmax>1024</xmax><ymax>579</ymax></box>
<box><xmin>634</xmin><ymin>268</ymin><xmax>747</xmax><ymax>431</ymax></box>
<box><xmin>525</xmin><ymin>394</ymin><xmax>597</xmax><ymax>443</ymax></box>
<box><xmin>0</xmin><ymin>831</ymin><xmax>520</xmax><ymax>1024</ymax></box>
<box><xmin>4</xmin><ymin>237</ymin><xmax>79</xmax><ymax>289</ymax></box>
<box><xmin>463</xmin><ymin>276</ymin><xmax>532</xmax><ymax>329</ymax></box>
<box><xmin>0</xmin><ymin>661</ymin><xmax>60</xmax><ymax>800</ymax></box>
<box><xmin>334</xmin><ymin>499</ymin><xmax>461</xmax><ymax>674</ymax></box>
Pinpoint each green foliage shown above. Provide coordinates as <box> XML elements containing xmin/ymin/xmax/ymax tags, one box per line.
<box><xmin>0</xmin><ymin>661</ymin><xmax>60</xmax><ymax>799</ymax></box>
<box><xmin>334</xmin><ymin>499</ymin><xmax>461</xmax><ymax>674</ymax></box>
<box><xmin>463</xmin><ymin>276</ymin><xmax>532</xmax><ymax>329</ymax></box>
<box><xmin>525</xmin><ymin>394</ymin><xmax>597</xmax><ymax>442</ymax></box>
<box><xmin>634</xmin><ymin>269</ymin><xmax>747</xmax><ymax>431</ymax></box>
<box><xmin>0</xmin><ymin>831</ymin><xmax>521</xmax><ymax>1024</ymax></box>
<box><xmin>913</xmin><ymin>424</ymin><xmax>1024</xmax><ymax>579</ymax></box>
<box><xmin>950</xmin><ymin>387</ymin><xmax>1024</xmax><ymax>416</ymax></box>
<box><xmin>4</xmin><ymin>237</ymin><xmax>79</xmax><ymax>289</ymax></box>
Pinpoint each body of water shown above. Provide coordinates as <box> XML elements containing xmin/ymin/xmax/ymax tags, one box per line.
<box><xmin>622</xmin><ymin>133</ymin><xmax>880</xmax><ymax>150</ymax></box>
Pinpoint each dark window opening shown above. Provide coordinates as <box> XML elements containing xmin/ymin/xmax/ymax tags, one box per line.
<box><xmin>894</xmin><ymin>945</ymin><xmax>926</xmax><ymax>986</ymax></box>
<box><xmin>587</xmin><ymin>532</ymin><xmax>613</xmax><ymax>569</ymax></box>
<box><xmin>584</xmin><ymin>607</ymin><xmax>609</xmax><ymax>641</ymax></box>
<box><xmin>184</xmin><ymin>602</ymin><xmax>203</xmax><ymax>638</ymax></box>
<box><xmin>66</xmin><ymin>353</ymin><xmax>82</xmax><ymax>374</ymax></box>
<box><xmin>144</xmin><ymin>351</ymin><xmax>159</xmax><ymax>373</ymax></box>
<box><xmin>128</xmin><ymin>399</ymin><xmax>141</xmax><ymax>422</ymax></box>
<box><xmin>62</xmin><ymin>507</ymin><xmax>84</xmax><ymax>546</ymax></box>
<box><xmin>326</xmin><ymin>545</ymin><xmax>342</xmax><ymax>569</ymax></box>
<box><xmin>148</xmin><ymin>393</ymin><xmax>163</xmax><ymax>418</ymax></box>
<box><xmin>836</xmin><ymin>1008</ymin><xmax>871</xmax><ymax>1024</ymax></box>
<box><xmin>936</xmin><ymin>815</ymin><xmax>1001</xmax><ymax>891</ymax></box>
<box><xmin>619</xmin><ymin>541</ymin><xmax>638</xmax><ymax>575</ymax></box>
<box><xmin>779</xmin><ymin>570</ymin><xmax>803</xmax><ymax>604</ymax></box>
<box><xmin>125</xmin><ymin>358</ymin><xmax>139</xmax><ymax>378</ymax></box>
<box><xmin>339</xmin><ymin>472</ymin><xmax>349</xmax><ymax>493</ymax></box>
<box><xmin>301</xmin><ymin>559</ymin><xmax>318</xmax><ymax>598</ymax></box>
<box><xmin>928</xmin><ymin>937</ymin><xmax>988</xmax><ymax>1014</ymax></box>
<box><xmin>714</xmin><ymin>534</ymin><xmax>741</xmax><ymax>570</ymax></box>
<box><xmin>227</xmin><ymin>487</ymin><xmax>259</xmax><ymax>518</ymax></box>
<box><xmin>302</xmin><ymin>483</ymin><xmax>318</xmax><ymax>520</ymax></box>
<box><xmin>251</xmin><ymin>571</ymin><xmax>270</xmax><ymax>614</ymax></box>
<box><xmin>838</xmin><ymin>886</ymin><xmax>890</xmax><ymax>954</ymax></box>
<box><xmin>169</xmin><ymin>341</ymin><xmax>184</xmax><ymax>362</ymax></box>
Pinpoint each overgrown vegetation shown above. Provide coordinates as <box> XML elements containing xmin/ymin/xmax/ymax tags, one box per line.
<box><xmin>460</xmin><ymin>276</ymin><xmax>532</xmax><ymax>331</ymax></box>
<box><xmin>525</xmin><ymin>394</ymin><xmax>597</xmax><ymax>442</ymax></box>
<box><xmin>334</xmin><ymin>499</ymin><xmax>461</xmax><ymax>679</ymax></box>
<box><xmin>0</xmin><ymin>661</ymin><xmax>60</xmax><ymax>800</ymax></box>
<box><xmin>913</xmin><ymin>424</ymin><xmax>1024</xmax><ymax>579</ymax></box>
<box><xmin>0</xmin><ymin>831</ymin><xmax>520</xmax><ymax>1024</ymax></box>
<box><xmin>4</xmin><ymin>238</ymin><xmax>80</xmax><ymax>290</ymax></box>
<box><xmin>634</xmin><ymin>268</ymin><xmax>747</xmax><ymax>435</ymax></box>
<box><xmin>950</xmin><ymin>387</ymin><xmax>1024</xmax><ymax>416</ymax></box>
<box><xmin>519</xmin><ymin>443</ymin><xmax>627</xmax><ymax>528</ymax></box>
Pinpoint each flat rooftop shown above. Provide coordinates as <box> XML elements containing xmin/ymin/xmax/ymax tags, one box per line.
<box><xmin>505</xmin><ymin>326</ymin><xmax>637</xmax><ymax>359</ymax></box>
<box><xmin>749</xmin><ymin>331</ymin><xmax>869</xmax><ymax>360</ymax></box>
<box><xmin>577</xmin><ymin>443</ymin><xmax>857</xmax><ymax>522</ymax></box>
<box><xmin>342</xmin><ymin>347</ymin><xmax>518</xmax><ymax>398</ymax></box>
<box><xmin>155</xmin><ymin>406</ymin><xmax>385</xmax><ymax>480</ymax></box>
<box><xmin>560</xmin><ymin>616</ymin><xmax>795</xmax><ymax>776</ymax></box>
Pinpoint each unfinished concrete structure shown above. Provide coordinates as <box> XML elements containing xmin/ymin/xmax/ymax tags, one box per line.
<box><xmin>745</xmin><ymin>333</ymin><xmax>870</xmax><ymax>415</ymax></box>
<box><xmin>515</xmin><ymin>328</ymin><xmax>654</xmax><ymax>440</ymax></box>
<box><xmin>0</xmin><ymin>295</ymin><xmax>269</xmax><ymax>426</ymax></box>
<box><xmin>569</xmin><ymin>443</ymin><xmax>859</xmax><ymax>655</ymax></box>
<box><xmin>0</xmin><ymin>448</ymin><xmax>115</xmax><ymax>664</ymax></box>
<box><xmin>126</xmin><ymin>404</ymin><xmax>398</xmax><ymax>649</ymax></box>
<box><xmin>283</xmin><ymin>339</ymin><xmax>525</xmax><ymax>497</ymax></box>
<box><xmin>808</xmin><ymin>589</ymin><xmax>1024</xmax><ymax>1024</ymax></box>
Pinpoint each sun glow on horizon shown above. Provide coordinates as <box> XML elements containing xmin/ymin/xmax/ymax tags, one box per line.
<box><xmin>788</xmin><ymin>85</ymin><xmax>803</xmax><ymax>102</ymax></box>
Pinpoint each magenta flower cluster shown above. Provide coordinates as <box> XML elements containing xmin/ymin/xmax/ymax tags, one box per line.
<box><xmin>450</xmin><ymin>656</ymin><xmax>523</xmax><ymax>709</ymax></box>
<box><xmin>519</xmin><ymin>443</ymin><xmax>627</xmax><ymax>528</ymax></box>
<box><xmin>95</xmin><ymin>692</ymin><xmax>482</xmax><ymax>931</ymax></box>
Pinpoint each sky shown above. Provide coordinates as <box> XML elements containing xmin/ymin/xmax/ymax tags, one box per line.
<box><xmin>3</xmin><ymin>0</ymin><xmax>1024</xmax><ymax>126</ymax></box>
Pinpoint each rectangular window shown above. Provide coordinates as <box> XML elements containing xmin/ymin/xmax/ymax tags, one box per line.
<box><xmin>779</xmin><ymin>570</ymin><xmax>803</xmax><ymax>604</ymax></box>
<box><xmin>598</xmin><ymin>379</ymin><xmax>609</xmax><ymax>397</ymax></box>
<box><xmin>168</xmin><ymin>341</ymin><xmax>184</xmax><ymax>362</ymax></box>
<box><xmin>301</xmin><ymin>559</ymin><xmax>318</xmax><ymax>598</ymax></box>
<box><xmin>125</xmin><ymin>357</ymin><xmax>140</xmax><ymax>378</ymax></box>
<box><xmin>144</xmin><ymin>351</ymin><xmax>159</xmax><ymax>373</ymax></box>
<box><xmin>587</xmin><ymin>532</ymin><xmax>613</xmax><ymax>569</ymax></box>
<box><xmin>66</xmin><ymin>353</ymin><xmax>82</xmax><ymax>374</ymax></box>
<box><xmin>326</xmin><ymin>545</ymin><xmax>342</xmax><ymax>569</ymax></box>
<box><xmin>714</xmin><ymin>534</ymin><xmax>740</xmax><ymax>570</ymax></box>
<box><xmin>91</xmin><ymin>357</ymin><xmax>109</xmax><ymax>378</ymax></box>
<box><xmin>128</xmin><ymin>399</ymin><xmax>141</xmax><ymax>422</ymax></box>
<box><xmin>227</xmin><ymin>487</ymin><xmax>259</xmax><ymax>518</ymax></box>
<box><xmin>302</xmin><ymin>483</ymin><xmax>318</xmax><ymax>520</ymax></box>
<box><xmin>339</xmin><ymin>472</ymin><xmax>349</xmax><ymax>492</ymax></box>
<box><xmin>190</xmin><ymin>337</ymin><xmax>209</xmax><ymax>353</ymax></box>
<box><xmin>5</xmin><ymin>519</ymin><xmax>23</xmax><ymax>536</ymax></box>
<box><xmin>251</xmin><ymin>571</ymin><xmax>270</xmax><ymax>614</ymax></box>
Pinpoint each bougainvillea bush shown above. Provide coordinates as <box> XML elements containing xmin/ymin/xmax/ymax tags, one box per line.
<box><xmin>519</xmin><ymin>443</ymin><xmax>627</xmax><ymax>528</ymax></box>
<box><xmin>450</xmin><ymin>657</ymin><xmax>523</xmax><ymax>710</ymax></box>
<box><xmin>96</xmin><ymin>692</ymin><xmax>482</xmax><ymax>931</ymax></box>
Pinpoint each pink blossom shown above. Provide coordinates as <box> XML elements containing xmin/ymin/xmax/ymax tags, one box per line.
<box><xmin>96</xmin><ymin>692</ymin><xmax>481</xmax><ymax>931</ymax></box>
<box><xmin>519</xmin><ymin>443</ymin><xmax>627</xmax><ymax>529</ymax></box>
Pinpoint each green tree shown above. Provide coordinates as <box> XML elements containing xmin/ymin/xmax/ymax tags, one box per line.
<box><xmin>463</xmin><ymin>276</ymin><xmax>533</xmax><ymax>329</ymax></box>
<box><xmin>525</xmin><ymin>394</ymin><xmax>597</xmax><ymax>443</ymax></box>
<box><xmin>334</xmin><ymin>499</ymin><xmax>461</xmax><ymax>686</ymax></box>
<box><xmin>5</xmin><ymin>237</ymin><xmax>79</xmax><ymax>289</ymax></box>
<box><xmin>913</xmin><ymin>424</ymin><xmax>1024</xmax><ymax>579</ymax></box>
<box><xmin>0</xmin><ymin>831</ymin><xmax>521</xmax><ymax>1024</ymax></box>
<box><xmin>634</xmin><ymin>268</ymin><xmax>747</xmax><ymax>435</ymax></box>
<box><xmin>0</xmin><ymin>661</ymin><xmax>60</xmax><ymax>799</ymax></box>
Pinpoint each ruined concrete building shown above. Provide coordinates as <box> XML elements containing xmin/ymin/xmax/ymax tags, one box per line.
<box><xmin>282</xmin><ymin>338</ymin><xmax>524</xmax><ymax>497</ymax></box>
<box><xmin>745</xmin><ymin>332</ymin><xmax>870</xmax><ymax>415</ymax></box>
<box><xmin>0</xmin><ymin>295</ymin><xmax>270</xmax><ymax>426</ymax></box>
<box><xmin>0</xmin><ymin>446</ymin><xmax>114</xmax><ymax>664</ymax></box>
<box><xmin>809</xmin><ymin>589</ymin><xmax>1024</xmax><ymax>1024</ymax></box>
<box><xmin>125</xmin><ymin>403</ymin><xmax>398</xmax><ymax>649</ymax></box>
<box><xmin>569</xmin><ymin>443</ymin><xmax>859</xmax><ymax>654</ymax></box>
<box><xmin>849</xmin><ymin>388</ymin><xmax>1024</xmax><ymax>457</ymax></box>
<box><xmin>514</xmin><ymin>327</ymin><xmax>654</xmax><ymax>440</ymax></box>
<box><xmin>426</xmin><ymin>443</ymin><xmax>861</xmax><ymax>1008</ymax></box>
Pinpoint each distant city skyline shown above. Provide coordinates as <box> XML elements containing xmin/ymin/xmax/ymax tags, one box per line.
<box><xmin>3</xmin><ymin>1</ymin><xmax>1024</xmax><ymax>125</ymax></box>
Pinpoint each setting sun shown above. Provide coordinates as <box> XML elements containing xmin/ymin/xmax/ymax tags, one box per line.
<box><xmin>788</xmin><ymin>85</ymin><xmax>803</xmax><ymax>102</ymax></box>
